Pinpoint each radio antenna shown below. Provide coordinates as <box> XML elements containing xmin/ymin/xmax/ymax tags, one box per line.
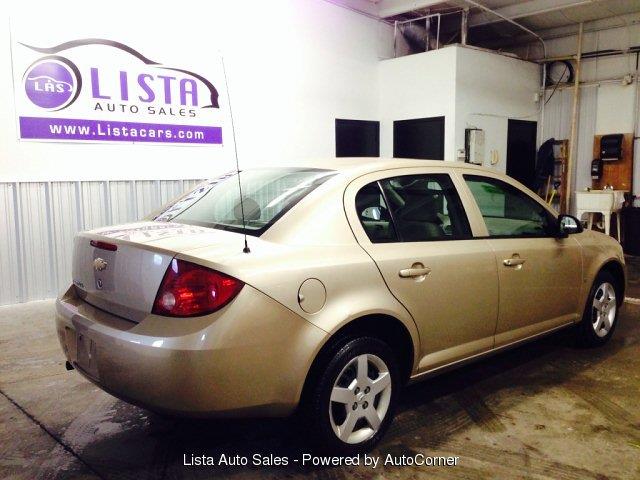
<box><xmin>221</xmin><ymin>56</ymin><xmax>250</xmax><ymax>254</ymax></box>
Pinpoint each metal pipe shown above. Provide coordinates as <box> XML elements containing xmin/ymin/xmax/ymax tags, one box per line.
<box><xmin>566</xmin><ymin>22</ymin><xmax>583</xmax><ymax>214</ymax></box>
<box><xmin>425</xmin><ymin>14</ymin><xmax>430</xmax><ymax>52</ymax></box>
<box><xmin>539</xmin><ymin>62</ymin><xmax>546</xmax><ymax>148</ymax></box>
<box><xmin>321</xmin><ymin>0</ymin><xmax>390</xmax><ymax>23</ymax></box>
<box><xmin>542</xmin><ymin>46</ymin><xmax>640</xmax><ymax>63</ymax></box>
<box><xmin>463</xmin><ymin>0</ymin><xmax>547</xmax><ymax>58</ymax></box>
<box><xmin>633</xmin><ymin>52</ymin><xmax>639</xmax><ymax>179</ymax></box>
<box><xmin>496</xmin><ymin>13</ymin><xmax>640</xmax><ymax>53</ymax></box>
<box><xmin>461</xmin><ymin>8</ymin><xmax>469</xmax><ymax>46</ymax></box>
<box><xmin>393</xmin><ymin>20</ymin><xmax>398</xmax><ymax>58</ymax></box>
<box><xmin>395</xmin><ymin>12</ymin><xmax>441</xmax><ymax>25</ymax></box>
<box><xmin>544</xmin><ymin>76</ymin><xmax>634</xmax><ymax>91</ymax></box>
<box><xmin>470</xmin><ymin>0</ymin><xmax>594</xmax><ymax>28</ymax></box>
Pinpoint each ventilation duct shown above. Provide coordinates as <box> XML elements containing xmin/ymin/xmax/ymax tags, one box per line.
<box><xmin>399</xmin><ymin>21</ymin><xmax>439</xmax><ymax>54</ymax></box>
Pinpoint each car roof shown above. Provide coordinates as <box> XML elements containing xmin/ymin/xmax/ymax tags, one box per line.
<box><xmin>252</xmin><ymin>157</ymin><xmax>490</xmax><ymax>178</ymax></box>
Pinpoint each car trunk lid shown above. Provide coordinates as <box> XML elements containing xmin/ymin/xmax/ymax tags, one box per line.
<box><xmin>72</xmin><ymin>221</ymin><xmax>245</xmax><ymax>322</ymax></box>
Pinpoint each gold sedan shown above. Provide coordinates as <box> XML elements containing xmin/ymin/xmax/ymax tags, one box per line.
<box><xmin>55</xmin><ymin>159</ymin><xmax>626</xmax><ymax>453</ymax></box>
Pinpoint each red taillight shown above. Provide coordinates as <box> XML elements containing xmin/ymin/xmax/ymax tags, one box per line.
<box><xmin>90</xmin><ymin>240</ymin><xmax>117</xmax><ymax>251</ymax></box>
<box><xmin>152</xmin><ymin>259</ymin><xmax>244</xmax><ymax>317</ymax></box>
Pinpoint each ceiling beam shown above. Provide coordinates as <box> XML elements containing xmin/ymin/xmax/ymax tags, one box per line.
<box><xmin>478</xmin><ymin>11</ymin><xmax>640</xmax><ymax>55</ymax></box>
<box><xmin>468</xmin><ymin>0</ymin><xmax>596</xmax><ymax>28</ymax></box>
<box><xmin>377</xmin><ymin>0</ymin><xmax>445</xmax><ymax>18</ymax></box>
<box><xmin>322</xmin><ymin>0</ymin><xmax>381</xmax><ymax>17</ymax></box>
<box><xmin>531</xmin><ymin>10</ymin><xmax>640</xmax><ymax>41</ymax></box>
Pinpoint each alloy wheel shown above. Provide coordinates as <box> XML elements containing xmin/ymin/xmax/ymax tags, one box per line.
<box><xmin>329</xmin><ymin>353</ymin><xmax>392</xmax><ymax>444</ymax></box>
<box><xmin>592</xmin><ymin>282</ymin><xmax>616</xmax><ymax>338</ymax></box>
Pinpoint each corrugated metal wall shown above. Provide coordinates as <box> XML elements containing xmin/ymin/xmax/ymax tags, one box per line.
<box><xmin>0</xmin><ymin>179</ymin><xmax>203</xmax><ymax>306</ymax></box>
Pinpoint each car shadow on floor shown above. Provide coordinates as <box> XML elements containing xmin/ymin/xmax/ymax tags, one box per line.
<box><xmin>66</xmin><ymin>307</ymin><xmax>638</xmax><ymax>479</ymax></box>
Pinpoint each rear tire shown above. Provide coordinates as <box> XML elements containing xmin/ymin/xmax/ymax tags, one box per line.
<box><xmin>575</xmin><ymin>271</ymin><xmax>619</xmax><ymax>348</ymax></box>
<box><xmin>302</xmin><ymin>336</ymin><xmax>400</xmax><ymax>454</ymax></box>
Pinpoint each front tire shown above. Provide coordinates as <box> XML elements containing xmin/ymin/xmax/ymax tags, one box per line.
<box><xmin>303</xmin><ymin>336</ymin><xmax>400</xmax><ymax>454</ymax></box>
<box><xmin>575</xmin><ymin>271</ymin><xmax>620</xmax><ymax>347</ymax></box>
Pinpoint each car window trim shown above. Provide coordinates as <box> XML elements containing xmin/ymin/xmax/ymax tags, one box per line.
<box><xmin>376</xmin><ymin>180</ymin><xmax>402</xmax><ymax>242</ymax></box>
<box><xmin>467</xmin><ymin>234</ymin><xmax>557</xmax><ymax>240</ymax></box>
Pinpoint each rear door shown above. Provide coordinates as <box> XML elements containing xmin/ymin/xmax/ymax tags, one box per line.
<box><xmin>345</xmin><ymin>167</ymin><xmax>499</xmax><ymax>373</ymax></box>
<box><xmin>459</xmin><ymin>172</ymin><xmax>582</xmax><ymax>346</ymax></box>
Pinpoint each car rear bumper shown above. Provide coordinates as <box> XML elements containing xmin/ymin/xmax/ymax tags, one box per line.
<box><xmin>55</xmin><ymin>285</ymin><xmax>328</xmax><ymax>417</ymax></box>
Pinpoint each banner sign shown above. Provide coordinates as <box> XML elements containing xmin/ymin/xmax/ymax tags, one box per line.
<box><xmin>11</xmin><ymin>34</ymin><xmax>226</xmax><ymax>145</ymax></box>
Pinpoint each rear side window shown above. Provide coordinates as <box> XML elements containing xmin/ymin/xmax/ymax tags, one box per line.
<box><xmin>355</xmin><ymin>174</ymin><xmax>471</xmax><ymax>243</ymax></box>
<box><xmin>464</xmin><ymin>175</ymin><xmax>555</xmax><ymax>237</ymax></box>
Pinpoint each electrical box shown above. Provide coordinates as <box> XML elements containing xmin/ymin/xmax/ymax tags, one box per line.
<box><xmin>591</xmin><ymin>159</ymin><xmax>603</xmax><ymax>180</ymax></box>
<box><xmin>465</xmin><ymin>128</ymin><xmax>485</xmax><ymax>165</ymax></box>
<box><xmin>600</xmin><ymin>134</ymin><xmax>623</xmax><ymax>161</ymax></box>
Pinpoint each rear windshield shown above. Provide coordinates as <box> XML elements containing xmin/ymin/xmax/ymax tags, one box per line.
<box><xmin>153</xmin><ymin>168</ymin><xmax>335</xmax><ymax>235</ymax></box>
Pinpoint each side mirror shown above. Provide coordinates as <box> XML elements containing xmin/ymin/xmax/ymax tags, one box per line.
<box><xmin>557</xmin><ymin>214</ymin><xmax>583</xmax><ymax>238</ymax></box>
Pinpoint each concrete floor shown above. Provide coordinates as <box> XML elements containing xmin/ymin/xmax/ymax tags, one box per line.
<box><xmin>1</xmin><ymin>260</ymin><xmax>639</xmax><ymax>479</ymax></box>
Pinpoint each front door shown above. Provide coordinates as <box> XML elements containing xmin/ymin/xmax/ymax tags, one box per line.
<box><xmin>461</xmin><ymin>173</ymin><xmax>582</xmax><ymax>346</ymax></box>
<box><xmin>345</xmin><ymin>168</ymin><xmax>499</xmax><ymax>372</ymax></box>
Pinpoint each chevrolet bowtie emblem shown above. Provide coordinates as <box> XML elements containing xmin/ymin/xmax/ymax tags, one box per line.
<box><xmin>93</xmin><ymin>257</ymin><xmax>108</xmax><ymax>272</ymax></box>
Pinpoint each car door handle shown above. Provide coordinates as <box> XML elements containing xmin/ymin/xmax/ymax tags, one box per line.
<box><xmin>503</xmin><ymin>258</ymin><xmax>526</xmax><ymax>267</ymax></box>
<box><xmin>399</xmin><ymin>267</ymin><xmax>432</xmax><ymax>278</ymax></box>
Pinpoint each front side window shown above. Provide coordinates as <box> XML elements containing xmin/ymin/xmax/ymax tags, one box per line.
<box><xmin>355</xmin><ymin>174</ymin><xmax>471</xmax><ymax>243</ymax></box>
<box><xmin>464</xmin><ymin>175</ymin><xmax>555</xmax><ymax>237</ymax></box>
<box><xmin>153</xmin><ymin>168</ymin><xmax>335</xmax><ymax>236</ymax></box>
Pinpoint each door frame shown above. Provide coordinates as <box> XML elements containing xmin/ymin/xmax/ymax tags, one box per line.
<box><xmin>506</xmin><ymin>118</ymin><xmax>538</xmax><ymax>190</ymax></box>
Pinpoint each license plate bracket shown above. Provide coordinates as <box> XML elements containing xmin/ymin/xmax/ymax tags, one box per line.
<box><xmin>76</xmin><ymin>330</ymin><xmax>100</xmax><ymax>381</ymax></box>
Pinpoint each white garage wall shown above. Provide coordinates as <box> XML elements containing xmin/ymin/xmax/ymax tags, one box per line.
<box><xmin>379</xmin><ymin>45</ymin><xmax>541</xmax><ymax>171</ymax></box>
<box><xmin>0</xmin><ymin>0</ymin><xmax>394</xmax><ymax>305</ymax></box>
<box><xmin>378</xmin><ymin>46</ymin><xmax>458</xmax><ymax>160</ymax></box>
<box><xmin>455</xmin><ymin>47</ymin><xmax>541</xmax><ymax>174</ymax></box>
<box><xmin>0</xmin><ymin>0</ymin><xmax>392</xmax><ymax>182</ymax></box>
<box><xmin>595</xmin><ymin>83</ymin><xmax>636</xmax><ymax>136</ymax></box>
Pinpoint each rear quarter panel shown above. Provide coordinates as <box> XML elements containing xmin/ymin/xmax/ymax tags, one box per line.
<box><xmin>178</xmin><ymin>176</ymin><xmax>422</xmax><ymax>373</ymax></box>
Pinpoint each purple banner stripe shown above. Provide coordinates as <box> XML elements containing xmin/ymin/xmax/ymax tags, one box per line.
<box><xmin>19</xmin><ymin>116</ymin><xmax>222</xmax><ymax>144</ymax></box>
